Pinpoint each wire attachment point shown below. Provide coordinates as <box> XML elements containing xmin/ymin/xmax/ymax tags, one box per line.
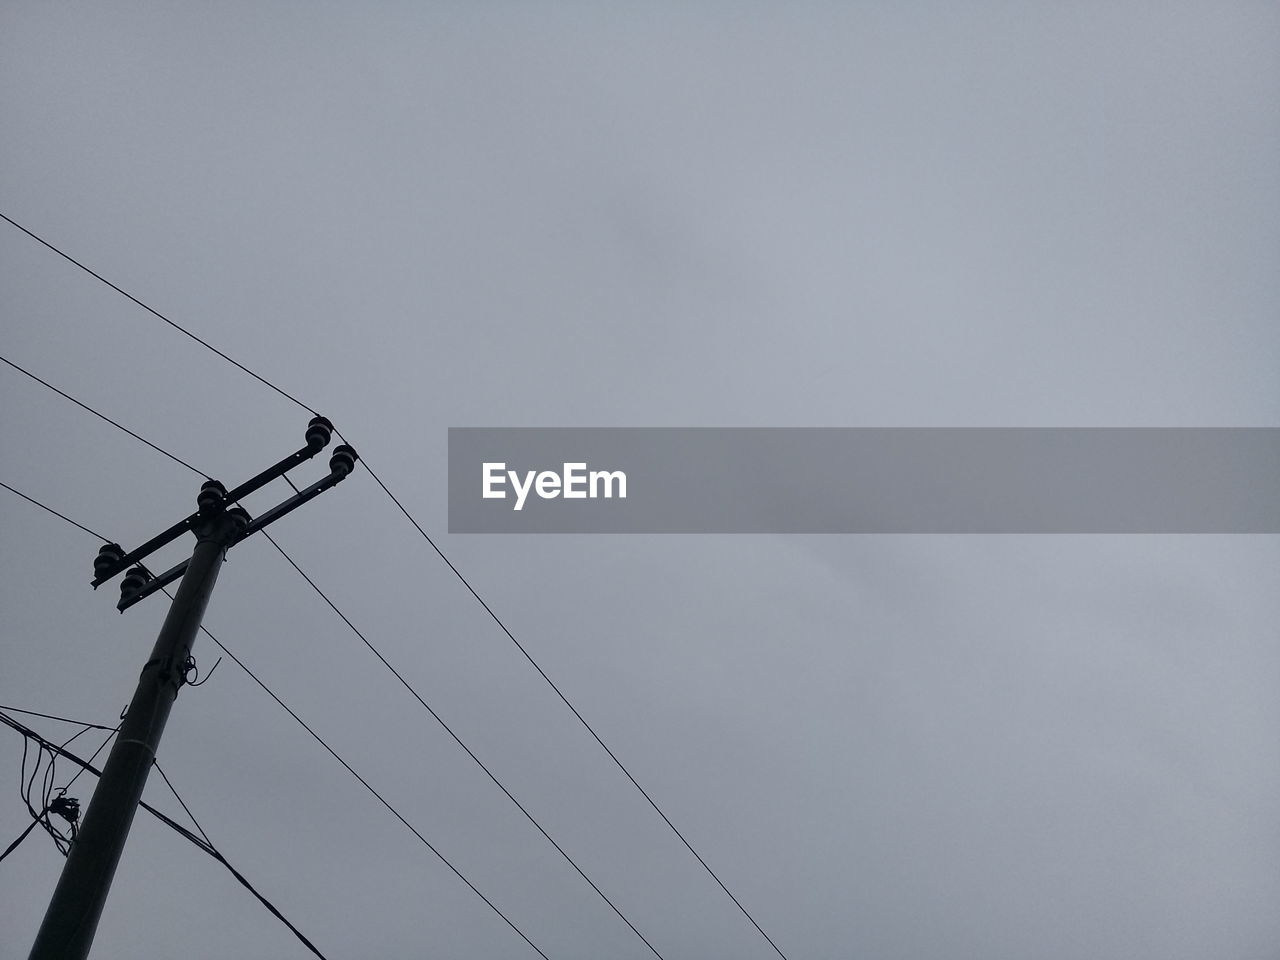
<box><xmin>181</xmin><ymin>654</ymin><xmax>221</xmax><ymax>688</ymax></box>
<box><xmin>197</xmin><ymin>479</ymin><xmax>227</xmax><ymax>515</ymax></box>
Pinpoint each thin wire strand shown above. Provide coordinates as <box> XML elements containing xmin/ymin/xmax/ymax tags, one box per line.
<box><xmin>0</xmin><ymin>704</ymin><xmax>116</xmax><ymax>732</ymax></box>
<box><xmin>3</xmin><ymin>211</ymin><xmax>789</xmax><ymax>959</ymax></box>
<box><xmin>356</xmin><ymin>458</ymin><xmax>792</xmax><ymax>958</ymax></box>
<box><xmin>170</xmin><ymin>600</ymin><xmax>553</xmax><ymax>960</ymax></box>
<box><xmin>0</xmin><ymin>817</ymin><xmax>41</xmax><ymax>863</ymax></box>
<box><xmin>59</xmin><ymin>723</ymin><xmax>121</xmax><ymax>796</ymax></box>
<box><xmin>0</xmin><ymin>354</ymin><xmax>210</xmax><ymax>479</ymax></box>
<box><xmin>0</xmin><ymin>213</ymin><xmax>318</xmax><ymax>416</ymax></box>
<box><xmin>0</xmin><ymin>480</ymin><xmax>109</xmax><ymax>541</ymax></box>
<box><xmin>260</xmin><ymin>529</ymin><xmax>667</xmax><ymax>960</ymax></box>
<box><xmin>153</xmin><ymin>761</ymin><xmax>218</xmax><ymax>855</ymax></box>
<box><xmin>151</xmin><ymin>759</ymin><xmax>338</xmax><ymax>959</ymax></box>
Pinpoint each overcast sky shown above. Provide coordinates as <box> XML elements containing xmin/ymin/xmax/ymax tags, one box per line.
<box><xmin>2</xmin><ymin>3</ymin><xmax>1278</xmax><ymax>958</ymax></box>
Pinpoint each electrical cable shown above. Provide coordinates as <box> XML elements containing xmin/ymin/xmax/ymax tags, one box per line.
<box><xmin>0</xmin><ymin>355</ymin><xmax>210</xmax><ymax>479</ymax></box>
<box><xmin>0</xmin><ymin>212</ymin><xmax>318</xmax><ymax>416</ymax></box>
<box><xmin>58</xmin><ymin>722</ymin><xmax>120</xmax><ymax>799</ymax></box>
<box><xmin>260</xmin><ymin>528</ymin><xmax>668</xmax><ymax>960</ymax></box>
<box><xmin>0</xmin><ymin>704</ymin><xmax>117</xmax><ymax>732</ymax></box>
<box><xmin>2</xmin><ymin>356</ymin><xmax>668</xmax><ymax>958</ymax></box>
<box><xmin>0</xmin><ymin>817</ymin><xmax>42</xmax><ymax>863</ymax></box>
<box><xmin>173</xmin><ymin>604</ymin><xmax>554</xmax><ymax>960</ymax></box>
<box><xmin>152</xmin><ymin>760</ymin><xmax>212</xmax><ymax>847</ymax></box>
<box><xmin>0</xmin><ymin>711</ymin><xmax>329</xmax><ymax>959</ymax></box>
<box><xmin>0</xmin><ymin>483</ymin><xmax>553</xmax><ymax>960</ymax></box>
<box><xmin>1</xmin><ymin>211</ymin><xmax>790</xmax><ymax>959</ymax></box>
<box><xmin>0</xmin><ymin>480</ymin><xmax>109</xmax><ymax>542</ymax></box>
<box><xmin>18</xmin><ymin>720</ymin><xmax>92</xmax><ymax>855</ymax></box>
<box><xmin>356</xmin><ymin>460</ymin><xmax>792</xmax><ymax>958</ymax></box>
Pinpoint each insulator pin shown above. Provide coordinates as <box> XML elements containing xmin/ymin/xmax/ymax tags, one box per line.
<box><xmin>197</xmin><ymin>479</ymin><xmax>227</xmax><ymax>514</ymax></box>
<box><xmin>120</xmin><ymin>566</ymin><xmax>151</xmax><ymax>599</ymax></box>
<box><xmin>329</xmin><ymin>444</ymin><xmax>358</xmax><ymax>477</ymax></box>
<box><xmin>94</xmin><ymin>542</ymin><xmax>125</xmax><ymax>578</ymax></box>
<box><xmin>305</xmin><ymin>416</ymin><xmax>334</xmax><ymax>451</ymax></box>
<box><xmin>226</xmin><ymin>506</ymin><xmax>252</xmax><ymax>532</ymax></box>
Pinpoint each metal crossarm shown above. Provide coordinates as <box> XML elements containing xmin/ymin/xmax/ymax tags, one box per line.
<box><xmin>92</xmin><ymin>417</ymin><xmax>338</xmax><ymax>588</ymax></box>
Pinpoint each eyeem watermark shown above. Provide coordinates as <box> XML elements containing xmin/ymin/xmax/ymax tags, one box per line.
<box><xmin>482</xmin><ymin>462</ymin><xmax>627</xmax><ymax>511</ymax></box>
<box><xmin>450</xmin><ymin>428</ymin><xmax>1280</xmax><ymax>533</ymax></box>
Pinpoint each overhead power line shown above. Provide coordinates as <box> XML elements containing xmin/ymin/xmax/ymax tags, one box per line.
<box><xmin>260</xmin><ymin>530</ymin><xmax>668</xmax><ymax>960</ymax></box>
<box><xmin>0</xmin><ymin>212</ymin><xmax>318</xmax><ymax>416</ymax></box>
<box><xmin>1</xmin><ymin>211</ymin><xmax>790</xmax><ymax>960</ymax></box>
<box><xmin>0</xmin><ymin>480</ymin><xmax>110</xmax><ymax>542</ymax></box>
<box><xmin>0</xmin><ymin>704</ymin><xmax>117</xmax><ymax>733</ymax></box>
<box><xmin>0</xmin><ymin>355</ymin><xmax>209</xmax><ymax>478</ymax></box>
<box><xmin>1</xmin><ymin>354</ymin><xmax>666</xmax><ymax>959</ymax></box>
<box><xmin>0</xmin><ymin>484</ymin><xmax>552</xmax><ymax>960</ymax></box>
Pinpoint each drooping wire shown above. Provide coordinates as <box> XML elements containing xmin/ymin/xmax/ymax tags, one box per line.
<box><xmin>0</xmin><ymin>484</ymin><xmax>553</xmax><ymax>960</ymax></box>
<box><xmin>0</xmin><ymin>711</ymin><xmax>330</xmax><ymax>959</ymax></box>
<box><xmin>1</xmin><ymin>211</ymin><xmax>790</xmax><ymax>960</ymax></box>
<box><xmin>4</xmin><ymin>359</ymin><xmax>668</xmax><ymax>957</ymax></box>
<box><xmin>19</xmin><ymin>721</ymin><xmax>90</xmax><ymax>855</ymax></box>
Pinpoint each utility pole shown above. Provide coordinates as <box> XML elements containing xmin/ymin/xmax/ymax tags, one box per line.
<box><xmin>29</xmin><ymin>417</ymin><xmax>356</xmax><ymax>960</ymax></box>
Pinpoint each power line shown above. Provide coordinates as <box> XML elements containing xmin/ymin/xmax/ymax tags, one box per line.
<box><xmin>0</xmin><ymin>704</ymin><xmax>117</xmax><ymax>733</ymax></box>
<box><xmin>0</xmin><ymin>212</ymin><xmax>318</xmax><ymax>416</ymax></box>
<box><xmin>0</xmin><ymin>480</ymin><xmax>109</xmax><ymax>542</ymax></box>
<box><xmin>2</xmin><ymin>211</ymin><xmax>790</xmax><ymax>959</ymax></box>
<box><xmin>0</xmin><ymin>355</ymin><xmax>210</xmax><ymax>478</ymax></box>
<box><xmin>0</xmin><ymin>816</ymin><xmax>42</xmax><ymax>864</ymax></box>
<box><xmin>260</xmin><ymin>530</ymin><xmax>668</xmax><ymax>960</ymax></box>
<box><xmin>357</xmin><ymin>457</ymin><xmax>792</xmax><ymax>959</ymax></box>
<box><xmin>152</xmin><ymin>761</ymin><xmax>212</xmax><ymax>847</ymax></box>
<box><xmin>172</xmin><ymin>607</ymin><xmax>553</xmax><ymax>960</ymax></box>
<box><xmin>0</xmin><ymin>484</ymin><xmax>552</xmax><ymax>960</ymax></box>
<box><xmin>4</xmin><ymin>350</ymin><xmax>668</xmax><ymax>958</ymax></box>
<box><xmin>0</xmin><ymin>711</ymin><xmax>329</xmax><ymax>959</ymax></box>
<box><xmin>58</xmin><ymin>723</ymin><xmax>120</xmax><ymax>801</ymax></box>
<box><xmin>151</xmin><ymin>757</ymin><xmax>335</xmax><ymax>960</ymax></box>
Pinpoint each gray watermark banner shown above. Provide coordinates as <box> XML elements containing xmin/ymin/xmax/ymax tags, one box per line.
<box><xmin>448</xmin><ymin>428</ymin><xmax>1279</xmax><ymax>533</ymax></box>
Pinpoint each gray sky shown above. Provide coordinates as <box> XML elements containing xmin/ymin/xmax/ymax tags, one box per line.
<box><xmin>2</xmin><ymin>3</ymin><xmax>1278</xmax><ymax>958</ymax></box>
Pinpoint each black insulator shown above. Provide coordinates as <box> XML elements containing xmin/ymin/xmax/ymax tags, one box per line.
<box><xmin>226</xmin><ymin>506</ymin><xmax>252</xmax><ymax>531</ymax></box>
<box><xmin>120</xmin><ymin>566</ymin><xmax>151</xmax><ymax>597</ymax></box>
<box><xmin>94</xmin><ymin>542</ymin><xmax>125</xmax><ymax>577</ymax></box>
<box><xmin>197</xmin><ymin>479</ymin><xmax>227</xmax><ymax>513</ymax></box>
<box><xmin>329</xmin><ymin>444</ymin><xmax>358</xmax><ymax>477</ymax></box>
<box><xmin>305</xmin><ymin>415</ymin><xmax>334</xmax><ymax>451</ymax></box>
